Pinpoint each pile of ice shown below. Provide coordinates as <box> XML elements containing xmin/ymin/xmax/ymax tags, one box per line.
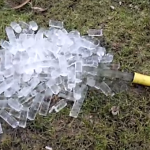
<box><xmin>0</xmin><ymin>20</ymin><xmax>116</xmax><ymax>133</ymax></box>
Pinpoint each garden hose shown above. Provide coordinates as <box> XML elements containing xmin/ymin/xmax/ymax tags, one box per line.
<box><xmin>132</xmin><ymin>72</ymin><xmax>150</xmax><ymax>86</ymax></box>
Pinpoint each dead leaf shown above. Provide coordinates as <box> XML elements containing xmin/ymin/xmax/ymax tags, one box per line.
<box><xmin>111</xmin><ymin>106</ymin><xmax>119</xmax><ymax>115</ymax></box>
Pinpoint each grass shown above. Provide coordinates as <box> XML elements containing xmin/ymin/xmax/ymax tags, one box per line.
<box><xmin>0</xmin><ymin>0</ymin><xmax>150</xmax><ymax>149</ymax></box>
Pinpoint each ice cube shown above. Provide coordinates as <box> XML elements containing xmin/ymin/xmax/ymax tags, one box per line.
<box><xmin>0</xmin><ymin>123</ymin><xmax>3</xmax><ymax>134</ymax></box>
<box><xmin>78</xmin><ymin>47</ymin><xmax>91</xmax><ymax>58</ymax></box>
<box><xmin>19</xmin><ymin>21</ymin><xmax>29</xmax><ymax>29</ymax></box>
<box><xmin>0</xmin><ymin>100</ymin><xmax>8</xmax><ymax>108</ymax></box>
<box><xmin>9</xmin><ymin>108</ymin><xmax>21</xmax><ymax>118</ymax></box>
<box><xmin>0</xmin><ymin>109</ymin><xmax>19</xmax><ymax>128</ymax></box>
<box><xmin>97</xmin><ymin>81</ymin><xmax>114</xmax><ymax>96</ymax></box>
<box><xmin>36</xmin><ymin>83</ymin><xmax>46</xmax><ymax>92</ymax></box>
<box><xmin>58</xmin><ymin>91</ymin><xmax>75</xmax><ymax>101</ymax></box>
<box><xmin>50</xmin><ymin>84</ymin><xmax>61</xmax><ymax>94</ymax></box>
<box><xmin>70</xmin><ymin>84</ymin><xmax>88</xmax><ymax>118</ymax></box>
<box><xmin>68</xmin><ymin>30</ymin><xmax>80</xmax><ymax>39</ymax></box>
<box><xmin>27</xmin><ymin>94</ymin><xmax>44</xmax><ymax>120</ymax></box>
<box><xmin>5</xmin><ymin>27</ymin><xmax>16</xmax><ymax>44</ymax></box>
<box><xmin>49</xmin><ymin>20</ymin><xmax>63</xmax><ymax>29</ymax></box>
<box><xmin>101</xmin><ymin>53</ymin><xmax>113</xmax><ymax>63</ymax></box>
<box><xmin>99</xmin><ymin>63</ymin><xmax>120</xmax><ymax>70</ymax></box>
<box><xmin>8</xmin><ymin>98</ymin><xmax>23</xmax><ymax>111</ymax></box>
<box><xmin>82</xmin><ymin>66</ymin><xmax>97</xmax><ymax>76</ymax></box>
<box><xmin>39</xmin><ymin>97</ymin><xmax>51</xmax><ymax>116</ymax></box>
<box><xmin>4</xmin><ymin>88</ymin><xmax>15</xmax><ymax>97</ymax></box>
<box><xmin>4</xmin><ymin>68</ymin><xmax>14</xmax><ymax>78</ymax></box>
<box><xmin>19</xmin><ymin>107</ymin><xmax>28</xmax><ymax>128</ymax></box>
<box><xmin>22</xmin><ymin>74</ymin><xmax>32</xmax><ymax>82</ymax></box>
<box><xmin>73</xmin><ymin>84</ymin><xmax>82</xmax><ymax>100</ymax></box>
<box><xmin>55</xmin><ymin>77</ymin><xmax>62</xmax><ymax>85</ymax></box>
<box><xmin>53</xmin><ymin>99</ymin><xmax>67</xmax><ymax>112</ymax></box>
<box><xmin>86</xmin><ymin>76</ymin><xmax>95</xmax><ymax>87</ymax></box>
<box><xmin>75</xmin><ymin>62</ymin><xmax>82</xmax><ymax>72</ymax></box>
<box><xmin>4</xmin><ymin>52</ymin><xmax>13</xmax><ymax>69</ymax></box>
<box><xmin>0</xmin><ymin>74</ymin><xmax>4</xmax><ymax>82</ymax></box>
<box><xmin>1</xmin><ymin>40</ymin><xmax>10</xmax><ymax>49</ymax></box>
<box><xmin>29</xmin><ymin>21</ymin><xmax>38</xmax><ymax>31</ymax></box>
<box><xmin>96</xmin><ymin>47</ymin><xmax>106</xmax><ymax>58</ymax></box>
<box><xmin>18</xmin><ymin>86</ymin><xmax>32</xmax><ymax>97</ymax></box>
<box><xmin>10</xmin><ymin>22</ymin><xmax>22</xmax><ymax>33</ymax></box>
<box><xmin>88</xmin><ymin>29</ymin><xmax>103</xmax><ymax>36</ymax></box>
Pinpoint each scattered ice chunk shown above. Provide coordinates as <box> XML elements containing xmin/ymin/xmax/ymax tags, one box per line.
<box><xmin>49</xmin><ymin>20</ymin><xmax>63</xmax><ymax>29</ymax></box>
<box><xmin>88</xmin><ymin>29</ymin><xmax>103</xmax><ymax>37</ymax></box>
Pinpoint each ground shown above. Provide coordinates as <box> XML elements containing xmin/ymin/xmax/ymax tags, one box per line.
<box><xmin>0</xmin><ymin>0</ymin><xmax>150</xmax><ymax>150</ymax></box>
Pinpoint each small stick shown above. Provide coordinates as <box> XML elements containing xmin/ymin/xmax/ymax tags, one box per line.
<box><xmin>12</xmin><ymin>0</ymin><xmax>31</xmax><ymax>9</ymax></box>
<box><xmin>31</xmin><ymin>6</ymin><xmax>48</xmax><ymax>12</ymax></box>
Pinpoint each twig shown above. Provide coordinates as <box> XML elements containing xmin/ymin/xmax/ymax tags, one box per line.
<box><xmin>11</xmin><ymin>0</ymin><xmax>31</xmax><ymax>9</ymax></box>
<box><xmin>31</xmin><ymin>6</ymin><xmax>48</xmax><ymax>12</ymax></box>
<box><xmin>29</xmin><ymin>2</ymin><xmax>48</xmax><ymax>12</ymax></box>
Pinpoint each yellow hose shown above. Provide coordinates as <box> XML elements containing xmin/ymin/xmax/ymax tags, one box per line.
<box><xmin>133</xmin><ymin>72</ymin><xmax>150</xmax><ymax>86</ymax></box>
